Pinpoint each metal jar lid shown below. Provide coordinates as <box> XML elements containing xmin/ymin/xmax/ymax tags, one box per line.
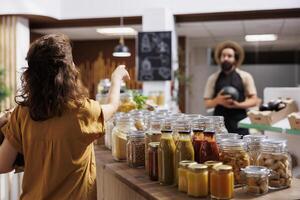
<box><xmin>204</xmin><ymin>161</ymin><xmax>223</xmax><ymax>170</ymax></box>
<box><xmin>179</xmin><ymin>160</ymin><xmax>197</xmax><ymax>169</ymax></box>
<box><xmin>214</xmin><ymin>164</ymin><xmax>233</xmax><ymax>172</ymax></box>
<box><xmin>188</xmin><ymin>164</ymin><xmax>208</xmax><ymax>172</ymax></box>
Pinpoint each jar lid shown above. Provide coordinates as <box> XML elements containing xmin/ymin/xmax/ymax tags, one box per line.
<box><xmin>204</xmin><ymin>161</ymin><xmax>223</xmax><ymax>169</ymax></box>
<box><xmin>243</xmin><ymin>135</ymin><xmax>267</xmax><ymax>143</ymax></box>
<box><xmin>179</xmin><ymin>160</ymin><xmax>197</xmax><ymax>168</ymax></box>
<box><xmin>127</xmin><ymin>131</ymin><xmax>145</xmax><ymax>139</ymax></box>
<box><xmin>178</xmin><ymin>131</ymin><xmax>191</xmax><ymax>135</ymax></box>
<box><xmin>214</xmin><ymin>165</ymin><xmax>232</xmax><ymax>172</ymax></box>
<box><xmin>149</xmin><ymin>142</ymin><xmax>160</xmax><ymax>148</ymax></box>
<box><xmin>220</xmin><ymin>139</ymin><xmax>245</xmax><ymax>147</ymax></box>
<box><xmin>118</xmin><ymin>114</ymin><xmax>134</xmax><ymax>123</ymax></box>
<box><xmin>241</xmin><ymin>166</ymin><xmax>270</xmax><ymax>176</ymax></box>
<box><xmin>188</xmin><ymin>164</ymin><xmax>208</xmax><ymax>171</ymax></box>
<box><xmin>261</xmin><ymin>139</ymin><xmax>287</xmax><ymax>147</ymax></box>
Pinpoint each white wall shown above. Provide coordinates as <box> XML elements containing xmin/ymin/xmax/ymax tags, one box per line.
<box><xmin>60</xmin><ymin>0</ymin><xmax>300</xmax><ymax>19</ymax></box>
<box><xmin>0</xmin><ymin>0</ymin><xmax>61</xmax><ymax>19</ymax></box>
<box><xmin>0</xmin><ymin>0</ymin><xmax>300</xmax><ymax>19</ymax></box>
<box><xmin>185</xmin><ymin>38</ymin><xmax>299</xmax><ymax>114</ymax></box>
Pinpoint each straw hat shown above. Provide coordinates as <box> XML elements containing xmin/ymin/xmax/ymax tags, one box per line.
<box><xmin>214</xmin><ymin>40</ymin><xmax>245</xmax><ymax>67</ymax></box>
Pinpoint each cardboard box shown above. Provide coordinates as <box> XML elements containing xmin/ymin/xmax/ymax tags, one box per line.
<box><xmin>288</xmin><ymin>112</ymin><xmax>300</xmax><ymax>130</ymax></box>
<box><xmin>248</xmin><ymin>99</ymin><xmax>298</xmax><ymax>125</ymax></box>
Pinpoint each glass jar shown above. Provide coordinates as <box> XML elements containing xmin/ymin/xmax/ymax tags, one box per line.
<box><xmin>126</xmin><ymin>131</ymin><xmax>145</xmax><ymax>168</ymax></box>
<box><xmin>191</xmin><ymin>118</ymin><xmax>206</xmax><ymax>163</ymax></box>
<box><xmin>187</xmin><ymin>164</ymin><xmax>209</xmax><ymax>197</ymax></box>
<box><xmin>117</xmin><ymin>92</ymin><xmax>137</xmax><ymax>113</ymax></box>
<box><xmin>158</xmin><ymin>131</ymin><xmax>176</xmax><ymax>185</ymax></box>
<box><xmin>148</xmin><ymin>142</ymin><xmax>160</xmax><ymax>181</ymax></box>
<box><xmin>219</xmin><ymin>139</ymin><xmax>250</xmax><ymax>186</ymax></box>
<box><xmin>145</xmin><ymin>117</ymin><xmax>163</xmax><ymax>173</ymax></box>
<box><xmin>210</xmin><ymin>165</ymin><xmax>234</xmax><ymax>200</ymax></box>
<box><xmin>184</xmin><ymin>114</ymin><xmax>201</xmax><ymax>122</ymax></box>
<box><xmin>204</xmin><ymin>161</ymin><xmax>223</xmax><ymax>194</ymax></box>
<box><xmin>172</xmin><ymin>117</ymin><xmax>186</xmax><ymax>143</ymax></box>
<box><xmin>104</xmin><ymin>118</ymin><xmax>114</xmax><ymax>149</ymax></box>
<box><xmin>112</xmin><ymin>115</ymin><xmax>136</xmax><ymax>161</ymax></box>
<box><xmin>157</xmin><ymin>91</ymin><xmax>165</xmax><ymax>106</ymax></box>
<box><xmin>215</xmin><ymin>133</ymin><xmax>240</xmax><ymax>145</ymax></box>
<box><xmin>257</xmin><ymin>139</ymin><xmax>292</xmax><ymax>189</ymax></box>
<box><xmin>174</xmin><ymin>120</ymin><xmax>194</xmax><ymax>184</ymax></box>
<box><xmin>212</xmin><ymin>116</ymin><xmax>228</xmax><ymax>134</ymax></box>
<box><xmin>104</xmin><ymin>112</ymin><xmax>123</xmax><ymax>149</ymax></box>
<box><xmin>199</xmin><ymin>117</ymin><xmax>219</xmax><ymax>163</ymax></box>
<box><xmin>241</xmin><ymin>166</ymin><xmax>270</xmax><ymax>195</ymax></box>
<box><xmin>132</xmin><ymin>112</ymin><xmax>147</xmax><ymax>131</ymax></box>
<box><xmin>178</xmin><ymin>160</ymin><xmax>197</xmax><ymax>193</ymax></box>
<box><xmin>243</xmin><ymin>135</ymin><xmax>267</xmax><ymax>165</ymax></box>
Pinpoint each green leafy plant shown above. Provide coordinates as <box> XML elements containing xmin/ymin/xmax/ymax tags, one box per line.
<box><xmin>133</xmin><ymin>90</ymin><xmax>148</xmax><ymax>110</ymax></box>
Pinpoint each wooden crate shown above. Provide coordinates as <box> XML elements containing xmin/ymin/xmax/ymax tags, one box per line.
<box><xmin>288</xmin><ymin>112</ymin><xmax>300</xmax><ymax>130</ymax></box>
<box><xmin>248</xmin><ymin>99</ymin><xmax>298</xmax><ymax>125</ymax></box>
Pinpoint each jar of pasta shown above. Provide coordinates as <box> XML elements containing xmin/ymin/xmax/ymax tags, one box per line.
<box><xmin>187</xmin><ymin>164</ymin><xmax>209</xmax><ymax>197</ymax></box>
<box><xmin>243</xmin><ymin>135</ymin><xmax>267</xmax><ymax>165</ymax></box>
<box><xmin>126</xmin><ymin>131</ymin><xmax>145</xmax><ymax>168</ymax></box>
<box><xmin>219</xmin><ymin>139</ymin><xmax>250</xmax><ymax>186</ymax></box>
<box><xmin>257</xmin><ymin>139</ymin><xmax>292</xmax><ymax>189</ymax></box>
<box><xmin>178</xmin><ymin>160</ymin><xmax>197</xmax><ymax>193</ymax></box>
<box><xmin>210</xmin><ymin>165</ymin><xmax>234</xmax><ymax>199</ymax></box>
<box><xmin>112</xmin><ymin>115</ymin><xmax>136</xmax><ymax>161</ymax></box>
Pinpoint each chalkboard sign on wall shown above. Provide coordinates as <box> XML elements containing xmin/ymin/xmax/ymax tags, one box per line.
<box><xmin>137</xmin><ymin>31</ymin><xmax>172</xmax><ymax>81</ymax></box>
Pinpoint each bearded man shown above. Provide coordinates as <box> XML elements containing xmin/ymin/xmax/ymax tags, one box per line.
<box><xmin>204</xmin><ymin>41</ymin><xmax>258</xmax><ymax>136</ymax></box>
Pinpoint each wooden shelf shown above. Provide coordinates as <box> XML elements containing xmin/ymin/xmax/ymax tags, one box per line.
<box><xmin>95</xmin><ymin>145</ymin><xmax>300</xmax><ymax>200</ymax></box>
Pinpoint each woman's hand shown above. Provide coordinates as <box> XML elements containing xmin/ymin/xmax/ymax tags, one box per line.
<box><xmin>111</xmin><ymin>65</ymin><xmax>130</xmax><ymax>82</ymax></box>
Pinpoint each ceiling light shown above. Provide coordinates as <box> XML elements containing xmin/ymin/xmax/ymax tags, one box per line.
<box><xmin>245</xmin><ymin>34</ymin><xmax>278</xmax><ymax>42</ymax></box>
<box><xmin>113</xmin><ymin>37</ymin><xmax>131</xmax><ymax>57</ymax></box>
<box><xmin>96</xmin><ymin>27</ymin><xmax>137</xmax><ymax>36</ymax></box>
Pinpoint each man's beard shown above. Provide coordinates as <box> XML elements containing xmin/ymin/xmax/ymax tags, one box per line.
<box><xmin>221</xmin><ymin>61</ymin><xmax>233</xmax><ymax>72</ymax></box>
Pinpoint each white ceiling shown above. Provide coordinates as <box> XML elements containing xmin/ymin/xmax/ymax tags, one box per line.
<box><xmin>32</xmin><ymin>18</ymin><xmax>300</xmax><ymax>51</ymax></box>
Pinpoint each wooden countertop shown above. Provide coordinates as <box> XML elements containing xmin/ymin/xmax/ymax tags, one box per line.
<box><xmin>94</xmin><ymin>145</ymin><xmax>300</xmax><ymax>200</ymax></box>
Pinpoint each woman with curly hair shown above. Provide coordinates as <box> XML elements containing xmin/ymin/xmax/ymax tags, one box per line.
<box><xmin>0</xmin><ymin>33</ymin><xmax>129</xmax><ymax>200</ymax></box>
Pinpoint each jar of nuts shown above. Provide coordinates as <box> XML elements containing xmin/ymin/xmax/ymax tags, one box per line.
<box><xmin>126</xmin><ymin>131</ymin><xmax>145</xmax><ymax>168</ymax></box>
<box><xmin>241</xmin><ymin>166</ymin><xmax>271</xmax><ymax>195</ymax></box>
<box><xmin>257</xmin><ymin>139</ymin><xmax>292</xmax><ymax>189</ymax></box>
<box><xmin>219</xmin><ymin>139</ymin><xmax>250</xmax><ymax>186</ymax></box>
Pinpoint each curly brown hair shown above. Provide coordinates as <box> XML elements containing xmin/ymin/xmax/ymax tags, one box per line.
<box><xmin>16</xmin><ymin>33</ymin><xmax>88</xmax><ymax>121</ymax></box>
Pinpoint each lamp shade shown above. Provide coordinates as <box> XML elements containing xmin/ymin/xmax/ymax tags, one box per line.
<box><xmin>112</xmin><ymin>43</ymin><xmax>131</xmax><ymax>57</ymax></box>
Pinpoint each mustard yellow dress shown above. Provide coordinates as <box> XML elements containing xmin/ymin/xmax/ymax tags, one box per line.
<box><xmin>1</xmin><ymin>99</ymin><xmax>104</xmax><ymax>200</ymax></box>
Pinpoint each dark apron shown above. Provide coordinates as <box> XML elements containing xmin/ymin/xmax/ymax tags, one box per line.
<box><xmin>213</xmin><ymin>70</ymin><xmax>249</xmax><ymax>136</ymax></box>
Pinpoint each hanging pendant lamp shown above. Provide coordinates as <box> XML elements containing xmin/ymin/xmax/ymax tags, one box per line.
<box><xmin>113</xmin><ymin>16</ymin><xmax>131</xmax><ymax>58</ymax></box>
<box><xmin>113</xmin><ymin>36</ymin><xmax>131</xmax><ymax>57</ymax></box>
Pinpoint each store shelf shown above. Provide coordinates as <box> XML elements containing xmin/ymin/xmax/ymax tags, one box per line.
<box><xmin>238</xmin><ymin>117</ymin><xmax>300</xmax><ymax>135</ymax></box>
